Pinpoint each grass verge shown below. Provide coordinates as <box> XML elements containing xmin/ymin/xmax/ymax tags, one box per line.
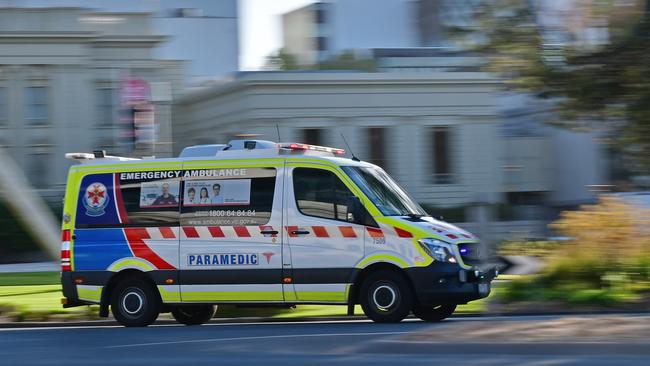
<box><xmin>0</xmin><ymin>272</ymin><xmax>60</xmax><ymax>286</ymax></box>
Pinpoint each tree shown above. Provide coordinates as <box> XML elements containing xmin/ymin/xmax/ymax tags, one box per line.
<box><xmin>264</xmin><ymin>49</ymin><xmax>376</xmax><ymax>72</ymax></box>
<box><xmin>264</xmin><ymin>48</ymin><xmax>300</xmax><ymax>71</ymax></box>
<box><xmin>465</xmin><ymin>0</ymin><xmax>650</xmax><ymax>172</ymax></box>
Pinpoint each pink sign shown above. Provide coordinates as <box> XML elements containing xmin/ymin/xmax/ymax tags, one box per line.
<box><xmin>121</xmin><ymin>77</ymin><xmax>150</xmax><ymax>105</ymax></box>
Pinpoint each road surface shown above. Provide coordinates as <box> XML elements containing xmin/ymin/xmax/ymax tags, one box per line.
<box><xmin>1</xmin><ymin>316</ymin><xmax>648</xmax><ymax>366</ymax></box>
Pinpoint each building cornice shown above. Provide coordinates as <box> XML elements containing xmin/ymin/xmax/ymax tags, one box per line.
<box><xmin>178</xmin><ymin>72</ymin><xmax>503</xmax><ymax>105</ymax></box>
<box><xmin>0</xmin><ymin>31</ymin><xmax>95</xmax><ymax>43</ymax></box>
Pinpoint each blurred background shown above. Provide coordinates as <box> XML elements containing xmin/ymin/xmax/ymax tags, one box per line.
<box><xmin>0</xmin><ymin>0</ymin><xmax>648</xmax><ymax>320</ymax></box>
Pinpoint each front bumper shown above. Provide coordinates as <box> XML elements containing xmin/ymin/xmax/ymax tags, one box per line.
<box><xmin>405</xmin><ymin>262</ymin><xmax>498</xmax><ymax>306</ymax></box>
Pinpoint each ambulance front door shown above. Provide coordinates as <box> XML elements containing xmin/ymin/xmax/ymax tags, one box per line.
<box><xmin>282</xmin><ymin>165</ymin><xmax>366</xmax><ymax>303</ymax></box>
<box><xmin>178</xmin><ymin>164</ymin><xmax>285</xmax><ymax>303</ymax></box>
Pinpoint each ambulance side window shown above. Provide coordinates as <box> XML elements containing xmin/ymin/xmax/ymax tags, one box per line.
<box><xmin>119</xmin><ymin>178</ymin><xmax>180</xmax><ymax>226</ymax></box>
<box><xmin>293</xmin><ymin>168</ymin><xmax>352</xmax><ymax>222</ymax></box>
<box><xmin>75</xmin><ymin>172</ymin><xmax>180</xmax><ymax>228</ymax></box>
<box><xmin>179</xmin><ymin>168</ymin><xmax>276</xmax><ymax>226</ymax></box>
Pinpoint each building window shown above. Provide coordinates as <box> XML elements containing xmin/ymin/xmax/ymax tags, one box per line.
<box><xmin>27</xmin><ymin>153</ymin><xmax>48</xmax><ymax>188</ymax></box>
<box><xmin>430</xmin><ymin>126</ymin><xmax>453</xmax><ymax>184</ymax></box>
<box><xmin>0</xmin><ymin>87</ymin><xmax>6</xmax><ymax>124</ymax></box>
<box><xmin>96</xmin><ymin>88</ymin><xmax>115</xmax><ymax>128</ymax></box>
<box><xmin>367</xmin><ymin>127</ymin><xmax>387</xmax><ymax>167</ymax></box>
<box><xmin>302</xmin><ymin>128</ymin><xmax>322</xmax><ymax>145</ymax></box>
<box><xmin>25</xmin><ymin>86</ymin><xmax>48</xmax><ymax>124</ymax></box>
<box><xmin>316</xmin><ymin>36</ymin><xmax>328</xmax><ymax>51</ymax></box>
<box><xmin>315</xmin><ymin>7</ymin><xmax>326</xmax><ymax>24</ymax></box>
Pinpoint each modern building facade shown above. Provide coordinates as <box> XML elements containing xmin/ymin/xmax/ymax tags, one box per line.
<box><xmin>0</xmin><ymin>7</ymin><xmax>184</xmax><ymax>202</ymax></box>
<box><xmin>281</xmin><ymin>0</ymin><xmax>479</xmax><ymax>66</ymax></box>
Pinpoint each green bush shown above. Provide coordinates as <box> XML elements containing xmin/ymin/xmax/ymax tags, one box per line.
<box><xmin>498</xmin><ymin>240</ymin><xmax>564</xmax><ymax>257</ymax></box>
<box><xmin>498</xmin><ymin>197</ymin><xmax>650</xmax><ymax>308</ymax></box>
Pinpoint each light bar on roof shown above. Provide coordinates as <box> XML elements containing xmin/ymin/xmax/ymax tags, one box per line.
<box><xmin>280</xmin><ymin>143</ymin><xmax>345</xmax><ymax>155</ymax></box>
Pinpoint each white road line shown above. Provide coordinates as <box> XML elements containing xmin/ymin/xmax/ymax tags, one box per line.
<box><xmin>105</xmin><ymin>331</ymin><xmax>411</xmax><ymax>349</ymax></box>
<box><xmin>0</xmin><ymin>325</ymin><xmax>124</xmax><ymax>332</ymax></box>
<box><xmin>0</xmin><ymin>318</ymin><xmax>384</xmax><ymax>332</ymax></box>
<box><xmin>0</xmin><ymin>315</ymin><xmax>530</xmax><ymax>332</ymax></box>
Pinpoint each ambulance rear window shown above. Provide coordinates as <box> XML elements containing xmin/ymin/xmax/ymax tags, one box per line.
<box><xmin>120</xmin><ymin>178</ymin><xmax>180</xmax><ymax>226</ymax></box>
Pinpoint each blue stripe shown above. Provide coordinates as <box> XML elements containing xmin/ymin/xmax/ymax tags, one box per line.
<box><xmin>73</xmin><ymin>228</ymin><xmax>132</xmax><ymax>270</ymax></box>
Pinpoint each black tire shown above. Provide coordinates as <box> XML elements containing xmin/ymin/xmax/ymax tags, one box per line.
<box><xmin>413</xmin><ymin>304</ymin><xmax>457</xmax><ymax>322</ymax></box>
<box><xmin>359</xmin><ymin>270</ymin><xmax>413</xmax><ymax>323</ymax></box>
<box><xmin>110</xmin><ymin>277</ymin><xmax>161</xmax><ymax>327</ymax></box>
<box><xmin>171</xmin><ymin>305</ymin><xmax>216</xmax><ymax>325</ymax></box>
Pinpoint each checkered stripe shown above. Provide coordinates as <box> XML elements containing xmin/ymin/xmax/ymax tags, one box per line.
<box><xmin>144</xmin><ymin>227</ymin><xmax>178</xmax><ymax>240</ymax></box>
<box><xmin>144</xmin><ymin>224</ymin><xmax>471</xmax><ymax>241</ymax></box>
<box><xmin>143</xmin><ymin>226</ymin><xmax>391</xmax><ymax>239</ymax></box>
<box><xmin>285</xmin><ymin>226</ymin><xmax>384</xmax><ymax>239</ymax></box>
<box><xmin>179</xmin><ymin>225</ymin><xmax>280</xmax><ymax>239</ymax></box>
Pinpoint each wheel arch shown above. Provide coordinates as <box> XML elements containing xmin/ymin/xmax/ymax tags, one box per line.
<box><xmin>348</xmin><ymin>262</ymin><xmax>415</xmax><ymax>307</ymax></box>
<box><xmin>99</xmin><ymin>269</ymin><xmax>160</xmax><ymax>317</ymax></box>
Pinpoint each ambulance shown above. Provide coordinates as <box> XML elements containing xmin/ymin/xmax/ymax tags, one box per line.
<box><xmin>60</xmin><ymin>140</ymin><xmax>497</xmax><ymax>327</ymax></box>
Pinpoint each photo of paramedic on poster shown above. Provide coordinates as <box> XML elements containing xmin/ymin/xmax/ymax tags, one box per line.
<box><xmin>139</xmin><ymin>181</ymin><xmax>180</xmax><ymax>208</ymax></box>
<box><xmin>183</xmin><ymin>179</ymin><xmax>251</xmax><ymax>206</ymax></box>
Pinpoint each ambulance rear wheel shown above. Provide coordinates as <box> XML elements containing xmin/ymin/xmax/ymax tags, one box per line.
<box><xmin>360</xmin><ymin>270</ymin><xmax>413</xmax><ymax>323</ymax></box>
<box><xmin>412</xmin><ymin>304</ymin><xmax>456</xmax><ymax>322</ymax></box>
<box><xmin>111</xmin><ymin>278</ymin><xmax>161</xmax><ymax>327</ymax></box>
<box><xmin>171</xmin><ymin>305</ymin><xmax>216</xmax><ymax>325</ymax></box>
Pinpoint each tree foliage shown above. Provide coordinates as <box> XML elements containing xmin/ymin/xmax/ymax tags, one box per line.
<box><xmin>264</xmin><ymin>48</ymin><xmax>300</xmax><ymax>71</ymax></box>
<box><xmin>467</xmin><ymin>0</ymin><xmax>650</xmax><ymax>170</ymax></box>
<box><xmin>264</xmin><ymin>49</ymin><xmax>376</xmax><ymax>72</ymax></box>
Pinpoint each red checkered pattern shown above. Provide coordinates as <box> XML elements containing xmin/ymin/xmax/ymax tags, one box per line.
<box><xmin>169</xmin><ymin>225</ymin><xmax>386</xmax><ymax>239</ymax></box>
<box><xmin>180</xmin><ymin>226</ymin><xmax>274</xmax><ymax>239</ymax></box>
<box><xmin>138</xmin><ymin>225</ymin><xmax>403</xmax><ymax>240</ymax></box>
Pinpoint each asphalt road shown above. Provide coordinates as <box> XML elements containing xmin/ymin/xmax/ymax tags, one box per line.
<box><xmin>1</xmin><ymin>316</ymin><xmax>648</xmax><ymax>366</ymax></box>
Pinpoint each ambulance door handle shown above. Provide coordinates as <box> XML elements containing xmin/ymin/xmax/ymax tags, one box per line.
<box><xmin>291</xmin><ymin>230</ymin><xmax>310</xmax><ymax>235</ymax></box>
<box><xmin>261</xmin><ymin>230</ymin><xmax>279</xmax><ymax>235</ymax></box>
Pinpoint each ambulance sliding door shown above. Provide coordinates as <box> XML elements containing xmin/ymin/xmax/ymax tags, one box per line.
<box><xmin>178</xmin><ymin>164</ymin><xmax>285</xmax><ymax>303</ymax></box>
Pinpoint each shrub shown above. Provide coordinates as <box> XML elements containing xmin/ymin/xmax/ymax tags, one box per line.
<box><xmin>499</xmin><ymin>197</ymin><xmax>650</xmax><ymax>307</ymax></box>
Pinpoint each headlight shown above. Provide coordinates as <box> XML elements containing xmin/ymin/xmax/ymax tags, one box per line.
<box><xmin>417</xmin><ymin>238</ymin><xmax>457</xmax><ymax>263</ymax></box>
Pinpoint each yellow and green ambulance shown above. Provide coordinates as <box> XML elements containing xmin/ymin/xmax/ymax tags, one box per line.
<box><xmin>60</xmin><ymin>140</ymin><xmax>496</xmax><ymax>327</ymax></box>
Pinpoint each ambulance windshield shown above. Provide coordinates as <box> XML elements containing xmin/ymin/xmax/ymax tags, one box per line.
<box><xmin>342</xmin><ymin>166</ymin><xmax>427</xmax><ymax>217</ymax></box>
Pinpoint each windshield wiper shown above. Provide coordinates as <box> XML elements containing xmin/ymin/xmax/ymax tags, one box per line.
<box><xmin>385</xmin><ymin>212</ymin><xmax>425</xmax><ymax>218</ymax></box>
<box><xmin>405</xmin><ymin>213</ymin><xmax>424</xmax><ymax>219</ymax></box>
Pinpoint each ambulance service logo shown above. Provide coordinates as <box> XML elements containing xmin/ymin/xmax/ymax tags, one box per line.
<box><xmin>83</xmin><ymin>182</ymin><xmax>109</xmax><ymax>217</ymax></box>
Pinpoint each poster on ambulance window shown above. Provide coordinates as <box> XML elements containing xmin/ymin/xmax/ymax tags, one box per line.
<box><xmin>183</xmin><ymin>179</ymin><xmax>251</xmax><ymax>206</ymax></box>
<box><xmin>139</xmin><ymin>181</ymin><xmax>180</xmax><ymax>208</ymax></box>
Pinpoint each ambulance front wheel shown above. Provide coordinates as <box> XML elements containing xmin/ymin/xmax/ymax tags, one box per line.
<box><xmin>110</xmin><ymin>278</ymin><xmax>161</xmax><ymax>327</ymax></box>
<box><xmin>171</xmin><ymin>305</ymin><xmax>216</xmax><ymax>325</ymax></box>
<box><xmin>359</xmin><ymin>270</ymin><xmax>414</xmax><ymax>323</ymax></box>
<box><xmin>412</xmin><ymin>304</ymin><xmax>456</xmax><ymax>322</ymax></box>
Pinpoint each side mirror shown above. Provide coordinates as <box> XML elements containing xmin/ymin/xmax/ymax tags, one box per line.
<box><xmin>346</xmin><ymin>196</ymin><xmax>377</xmax><ymax>227</ymax></box>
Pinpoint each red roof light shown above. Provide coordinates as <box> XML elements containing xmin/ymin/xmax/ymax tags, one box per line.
<box><xmin>281</xmin><ymin>143</ymin><xmax>346</xmax><ymax>156</ymax></box>
<box><xmin>289</xmin><ymin>143</ymin><xmax>309</xmax><ymax>150</ymax></box>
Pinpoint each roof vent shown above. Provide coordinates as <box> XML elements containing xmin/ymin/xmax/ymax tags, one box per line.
<box><xmin>179</xmin><ymin>144</ymin><xmax>228</xmax><ymax>158</ymax></box>
<box><xmin>225</xmin><ymin>140</ymin><xmax>277</xmax><ymax>151</ymax></box>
